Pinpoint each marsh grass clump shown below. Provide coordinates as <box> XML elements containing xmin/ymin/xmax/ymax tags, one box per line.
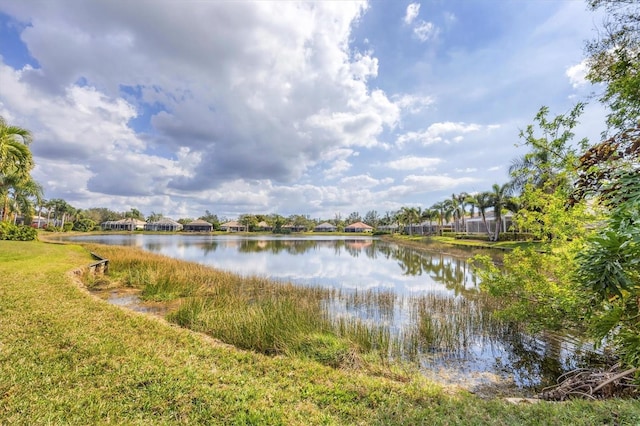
<box><xmin>404</xmin><ymin>293</ymin><xmax>505</xmax><ymax>360</ymax></box>
<box><xmin>78</xmin><ymin>243</ymin><xmax>504</xmax><ymax>371</ymax></box>
<box><xmin>83</xmin><ymin>243</ymin><xmax>367</xmax><ymax>368</ymax></box>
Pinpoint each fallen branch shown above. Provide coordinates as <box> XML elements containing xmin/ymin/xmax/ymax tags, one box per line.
<box><xmin>539</xmin><ymin>365</ymin><xmax>639</xmax><ymax>401</ymax></box>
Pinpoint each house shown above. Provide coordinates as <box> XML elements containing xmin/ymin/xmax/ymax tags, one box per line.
<box><xmin>256</xmin><ymin>221</ymin><xmax>273</xmax><ymax>232</ymax></box>
<box><xmin>406</xmin><ymin>221</ymin><xmax>440</xmax><ymax>235</ymax></box>
<box><xmin>344</xmin><ymin>221</ymin><xmax>373</xmax><ymax>233</ymax></box>
<box><xmin>144</xmin><ymin>218</ymin><xmax>183</xmax><ymax>232</ymax></box>
<box><xmin>220</xmin><ymin>221</ymin><xmax>247</xmax><ymax>232</ymax></box>
<box><xmin>465</xmin><ymin>211</ymin><xmax>514</xmax><ymax>234</ymax></box>
<box><xmin>31</xmin><ymin>215</ymin><xmax>48</xmax><ymax>229</ymax></box>
<box><xmin>282</xmin><ymin>223</ymin><xmax>307</xmax><ymax>232</ymax></box>
<box><xmin>377</xmin><ymin>223</ymin><xmax>398</xmax><ymax>233</ymax></box>
<box><xmin>314</xmin><ymin>222</ymin><xmax>337</xmax><ymax>232</ymax></box>
<box><xmin>101</xmin><ymin>218</ymin><xmax>147</xmax><ymax>231</ymax></box>
<box><xmin>183</xmin><ymin>219</ymin><xmax>213</xmax><ymax>232</ymax></box>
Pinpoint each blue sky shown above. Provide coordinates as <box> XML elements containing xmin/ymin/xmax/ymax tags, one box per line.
<box><xmin>0</xmin><ymin>0</ymin><xmax>603</xmax><ymax>220</ymax></box>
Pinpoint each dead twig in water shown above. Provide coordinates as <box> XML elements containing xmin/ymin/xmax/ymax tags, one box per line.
<box><xmin>539</xmin><ymin>365</ymin><xmax>638</xmax><ymax>401</ymax></box>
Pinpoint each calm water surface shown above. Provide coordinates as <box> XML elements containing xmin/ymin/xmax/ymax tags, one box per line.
<box><xmin>65</xmin><ymin>233</ymin><xmax>597</xmax><ymax>394</ymax></box>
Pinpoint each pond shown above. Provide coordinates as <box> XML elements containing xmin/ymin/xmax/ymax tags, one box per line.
<box><xmin>62</xmin><ymin>233</ymin><xmax>598</xmax><ymax>395</ymax></box>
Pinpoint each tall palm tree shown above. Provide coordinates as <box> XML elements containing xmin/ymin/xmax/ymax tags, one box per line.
<box><xmin>488</xmin><ymin>183</ymin><xmax>512</xmax><ymax>242</ymax></box>
<box><xmin>442</xmin><ymin>199</ymin><xmax>458</xmax><ymax>232</ymax></box>
<box><xmin>400</xmin><ymin>206</ymin><xmax>420</xmax><ymax>235</ymax></box>
<box><xmin>469</xmin><ymin>192</ymin><xmax>493</xmax><ymax>238</ymax></box>
<box><xmin>420</xmin><ymin>208</ymin><xmax>437</xmax><ymax>235</ymax></box>
<box><xmin>431</xmin><ymin>202</ymin><xmax>446</xmax><ymax>235</ymax></box>
<box><xmin>456</xmin><ymin>192</ymin><xmax>469</xmax><ymax>232</ymax></box>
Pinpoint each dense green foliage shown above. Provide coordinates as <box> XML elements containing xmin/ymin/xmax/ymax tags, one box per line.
<box><xmin>587</xmin><ymin>0</ymin><xmax>640</xmax><ymax>131</ymax></box>
<box><xmin>0</xmin><ymin>221</ymin><xmax>37</xmax><ymax>241</ymax></box>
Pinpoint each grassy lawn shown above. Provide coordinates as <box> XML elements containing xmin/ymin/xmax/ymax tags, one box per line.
<box><xmin>1</xmin><ymin>240</ymin><xmax>638</xmax><ymax>425</ymax></box>
<box><xmin>385</xmin><ymin>234</ymin><xmax>544</xmax><ymax>252</ymax></box>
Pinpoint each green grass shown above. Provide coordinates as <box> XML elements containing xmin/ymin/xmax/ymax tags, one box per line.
<box><xmin>385</xmin><ymin>234</ymin><xmax>544</xmax><ymax>251</ymax></box>
<box><xmin>1</xmin><ymin>240</ymin><xmax>639</xmax><ymax>425</ymax></box>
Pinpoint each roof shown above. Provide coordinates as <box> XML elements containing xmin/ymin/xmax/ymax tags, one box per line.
<box><xmin>344</xmin><ymin>221</ymin><xmax>373</xmax><ymax>229</ymax></box>
<box><xmin>102</xmin><ymin>218</ymin><xmax>146</xmax><ymax>225</ymax></box>
<box><xmin>315</xmin><ymin>222</ymin><xmax>336</xmax><ymax>228</ymax></box>
<box><xmin>257</xmin><ymin>221</ymin><xmax>271</xmax><ymax>227</ymax></box>
<box><xmin>221</xmin><ymin>221</ymin><xmax>243</xmax><ymax>227</ymax></box>
<box><xmin>187</xmin><ymin>219</ymin><xmax>213</xmax><ymax>225</ymax></box>
<box><xmin>148</xmin><ymin>218</ymin><xmax>181</xmax><ymax>225</ymax></box>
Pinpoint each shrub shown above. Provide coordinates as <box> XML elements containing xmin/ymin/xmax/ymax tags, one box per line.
<box><xmin>0</xmin><ymin>222</ymin><xmax>38</xmax><ymax>241</ymax></box>
<box><xmin>73</xmin><ymin>218</ymin><xmax>96</xmax><ymax>232</ymax></box>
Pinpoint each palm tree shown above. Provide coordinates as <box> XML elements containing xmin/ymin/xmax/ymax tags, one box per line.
<box><xmin>0</xmin><ymin>173</ymin><xmax>42</xmax><ymax>222</ymax></box>
<box><xmin>0</xmin><ymin>117</ymin><xmax>37</xmax><ymax>222</ymax></box>
<box><xmin>431</xmin><ymin>202</ymin><xmax>446</xmax><ymax>235</ymax></box>
<box><xmin>0</xmin><ymin>117</ymin><xmax>33</xmax><ymax>178</ymax></box>
<box><xmin>468</xmin><ymin>192</ymin><xmax>493</xmax><ymax>238</ymax></box>
<box><xmin>456</xmin><ymin>192</ymin><xmax>469</xmax><ymax>232</ymax></box>
<box><xmin>420</xmin><ymin>208</ymin><xmax>437</xmax><ymax>235</ymax></box>
<box><xmin>488</xmin><ymin>183</ymin><xmax>512</xmax><ymax>242</ymax></box>
<box><xmin>400</xmin><ymin>206</ymin><xmax>420</xmax><ymax>235</ymax></box>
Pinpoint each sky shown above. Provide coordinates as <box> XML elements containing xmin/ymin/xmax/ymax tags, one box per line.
<box><xmin>0</xmin><ymin>0</ymin><xmax>605</xmax><ymax>221</ymax></box>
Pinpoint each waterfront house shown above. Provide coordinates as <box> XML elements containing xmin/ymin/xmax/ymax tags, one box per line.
<box><xmin>144</xmin><ymin>218</ymin><xmax>183</xmax><ymax>232</ymax></box>
<box><xmin>101</xmin><ymin>218</ymin><xmax>147</xmax><ymax>231</ymax></box>
<box><xmin>183</xmin><ymin>219</ymin><xmax>213</xmax><ymax>232</ymax></box>
<box><xmin>465</xmin><ymin>211</ymin><xmax>513</xmax><ymax>234</ymax></box>
<box><xmin>220</xmin><ymin>221</ymin><xmax>247</xmax><ymax>232</ymax></box>
<box><xmin>314</xmin><ymin>222</ymin><xmax>337</xmax><ymax>232</ymax></box>
<box><xmin>344</xmin><ymin>221</ymin><xmax>373</xmax><ymax>233</ymax></box>
<box><xmin>256</xmin><ymin>221</ymin><xmax>273</xmax><ymax>232</ymax></box>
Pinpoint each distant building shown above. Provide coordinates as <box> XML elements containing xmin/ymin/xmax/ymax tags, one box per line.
<box><xmin>282</xmin><ymin>223</ymin><xmax>307</xmax><ymax>232</ymax></box>
<box><xmin>314</xmin><ymin>222</ymin><xmax>337</xmax><ymax>232</ymax></box>
<box><xmin>344</xmin><ymin>221</ymin><xmax>373</xmax><ymax>233</ymax></box>
<box><xmin>101</xmin><ymin>218</ymin><xmax>146</xmax><ymax>231</ymax></box>
<box><xmin>256</xmin><ymin>221</ymin><xmax>273</xmax><ymax>232</ymax></box>
<box><xmin>144</xmin><ymin>218</ymin><xmax>183</xmax><ymax>232</ymax></box>
<box><xmin>465</xmin><ymin>211</ymin><xmax>513</xmax><ymax>234</ymax></box>
<box><xmin>220</xmin><ymin>221</ymin><xmax>247</xmax><ymax>232</ymax></box>
<box><xmin>183</xmin><ymin>219</ymin><xmax>213</xmax><ymax>232</ymax></box>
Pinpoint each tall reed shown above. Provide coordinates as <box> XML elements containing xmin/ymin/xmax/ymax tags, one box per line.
<box><xmin>80</xmin><ymin>243</ymin><xmax>506</xmax><ymax>371</ymax></box>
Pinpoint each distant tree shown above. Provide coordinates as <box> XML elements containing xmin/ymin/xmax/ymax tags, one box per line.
<box><xmin>177</xmin><ymin>218</ymin><xmax>193</xmax><ymax>225</ymax></box>
<box><xmin>363</xmin><ymin>210</ymin><xmax>380</xmax><ymax>228</ymax></box>
<box><xmin>47</xmin><ymin>198</ymin><xmax>75</xmax><ymax>230</ymax></box>
<box><xmin>147</xmin><ymin>211</ymin><xmax>164</xmax><ymax>223</ymax></box>
<box><xmin>331</xmin><ymin>212</ymin><xmax>344</xmax><ymax>230</ymax></box>
<box><xmin>400</xmin><ymin>206</ymin><xmax>420</xmax><ymax>235</ymax></box>
<box><xmin>288</xmin><ymin>214</ymin><xmax>312</xmax><ymax>231</ymax></box>
<box><xmin>239</xmin><ymin>214</ymin><xmax>258</xmax><ymax>232</ymax></box>
<box><xmin>83</xmin><ymin>207</ymin><xmax>121</xmax><ymax>223</ymax></box>
<box><xmin>199</xmin><ymin>210</ymin><xmax>220</xmax><ymax>229</ymax></box>
<box><xmin>488</xmin><ymin>183</ymin><xmax>513</xmax><ymax>242</ymax></box>
<box><xmin>346</xmin><ymin>211</ymin><xmax>362</xmax><ymax>224</ymax></box>
<box><xmin>430</xmin><ymin>202</ymin><xmax>446</xmax><ymax>234</ymax></box>
<box><xmin>268</xmin><ymin>213</ymin><xmax>286</xmax><ymax>233</ymax></box>
<box><xmin>125</xmin><ymin>208</ymin><xmax>144</xmax><ymax>221</ymax></box>
<box><xmin>470</xmin><ymin>192</ymin><xmax>494</xmax><ymax>238</ymax></box>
